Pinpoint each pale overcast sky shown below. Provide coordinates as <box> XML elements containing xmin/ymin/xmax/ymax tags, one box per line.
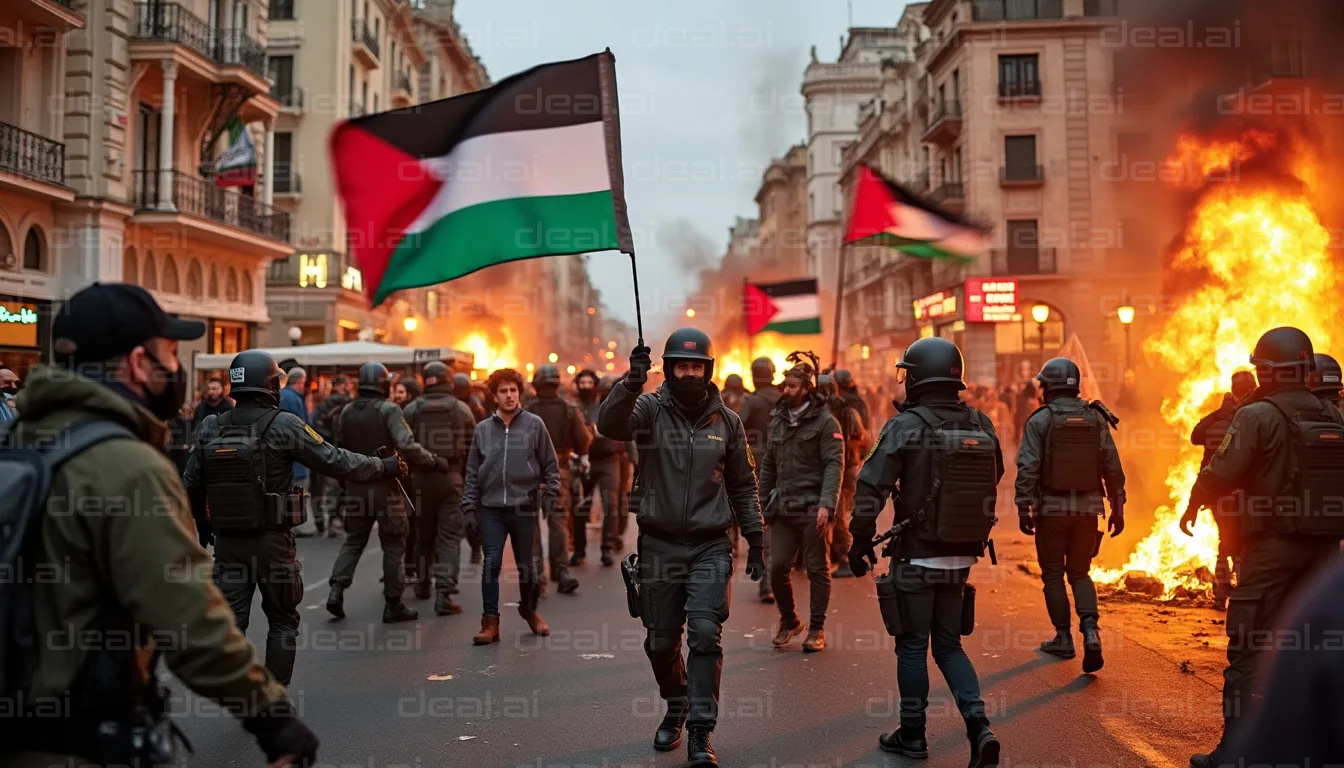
<box><xmin>454</xmin><ymin>0</ymin><xmax>910</xmax><ymax>333</ymax></box>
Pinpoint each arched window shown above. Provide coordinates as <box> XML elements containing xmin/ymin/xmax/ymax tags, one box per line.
<box><xmin>186</xmin><ymin>258</ymin><xmax>203</xmax><ymax>299</ymax></box>
<box><xmin>142</xmin><ymin>251</ymin><xmax>158</xmax><ymax>290</ymax></box>
<box><xmin>162</xmin><ymin>255</ymin><xmax>180</xmax><ymax>294</ymax></box>
<box><xmin>23</xmin><ymin>227</ymin><xmax>45</xmax><ymax>271</ymax></box>
<box><xmin>240</xmin><ymin>270</ymin><xmax>254</xmax><ymax>304</ymax></box>
<box><xmin>225</xmin><ymin>267</ymin><xmax>239</xmax><ymax>302</ymax></box>
<box><xmin>208</xmin><ymin>264</ymin><xmax>219</xmax><ymax>298</ymax></box>
<box><xmin>0</xmin><ymin>222</ymin><xmax>13</xmax><ymax>270</ymax></box>
<box><xmin>123</xmin><ymin>247</ymin><xmax>139</xmax><ymax>283</ymax></box>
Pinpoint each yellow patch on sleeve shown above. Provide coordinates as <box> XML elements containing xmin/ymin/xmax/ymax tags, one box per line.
<box><xmin>1216</xmin><ymin>426</ymin><xmax>1235</xmax><ymax>456</ymax></box>
<box><xmin>706</xmin><ymin>434</ymin><xmax>724</xmax><ymax>442</ymax></box>
<box><xmin>402</xmin><ymin>419</ymin><xmax>413</xmax><ymax>433</ymax></box>
<box><xmin>863</xmin><ymin>440</ymin><xmax>880</xmax><ymax>462</ymax></box>
<box><xmin>303</xmin><ymin>423</ymin><xmax>324</xmax><ymax>444</ymax></box>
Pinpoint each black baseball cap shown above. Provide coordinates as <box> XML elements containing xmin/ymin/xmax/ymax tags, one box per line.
<box><xmin>53</xmin><ymin>282</ymin><xmax>206</xmax><ymax>364</ymax></box>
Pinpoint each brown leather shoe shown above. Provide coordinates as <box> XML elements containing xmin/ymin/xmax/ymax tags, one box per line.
<box><xmin>519</xmin><ymin>604</ymin><xmax>551</xmax><ymax>636</ymax></box>
<box><xmin>772</xmin><ymin>618</ymin><xmax>804</xmax><ymax>647</ymax></box>
<box><xmin>802</xmin><ymin>629</ymin><xmax>826</xmax><ymax>653</ymax></box>
<box><xmin>473</xmin><ymin>615</ymin><xmax>501</xmax><ymax>645</ymax></box>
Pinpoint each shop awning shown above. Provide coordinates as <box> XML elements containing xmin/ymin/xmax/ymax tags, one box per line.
<box><xmin>194</xmin><ymin>341</ymin><xmax>473</xmax><ymax>370</ymax></box>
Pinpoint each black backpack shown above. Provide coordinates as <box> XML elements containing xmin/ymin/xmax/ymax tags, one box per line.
<box><xmin>907</xmin><ymin>407</ymin><xmax>1000</xmax><ymax>544</ymax></box>
<box><xmin>417</xmin><ymin>396</ymin><xmax>469</xmax><ymax>465</ymax></box>
<box><xmin>1042</xmin><ymin>405</ymin><xmax>1103</xmax><ymax>493</ymax></box>
<box><xmin>1263</xmin><ymin>396</ymin><xmax>1344</xmax><ymax>537</ymax></box>
<box><xmin>0</xmin><ymin>418</ymin><xmax>135</xmax><ymax>709</ymax></box>
<box><xmin>202</xmin><ymin>410</ymin><xmax>280</xmax><ymax>536</ymax></box>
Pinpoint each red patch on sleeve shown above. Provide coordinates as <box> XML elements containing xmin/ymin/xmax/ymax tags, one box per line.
<box><xmin>833</xmin><ymin>432</ymin><xmax>844</xmax><ymax>439</ymax></box>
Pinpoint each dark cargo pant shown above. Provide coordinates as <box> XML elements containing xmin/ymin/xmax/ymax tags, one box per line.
<box><xmin>1035</xmin><ymin>513</ymin><xmax>1100</xmax><ymax>630</ymax></box>
<box><xmin>829</xmin><ymin>466</ymin><xmax>858</xmax><ymax>566</ymax></box>
<box><xmin>313</xmin><ymin>473</ymin><xmax>344</xmax><ymax>531</ymax></box>
<box><xmin>330</xmin><ymin>482</ymin><xmax>409</xmax><ymax>601</ymax></box>
<box><xmin>770</xmin><ymin>514</ymin><xmax>831</xmax><ymax>629</ymax></box>
<box><xmin>534</xmin><ymin>468</ymin><xmax>574</xmax><ymax>583</ymax></box>
<box><xmin>573</xmin><ymin>460</ymin><xmax>622</xmax><ymax>557</ymax></box>
<box><xmin>1217</xmin><ymin>532</ymin><xmax>1339</xmax><ymax>753</ymax></box>
<box><xmin>639</xmin><ymin>533</ymin><xmax>733</xmax><ymax>732</ymax></box>
<box><xmin>894</xmin><ymin>563</ymin><xmax>988</xmax><ymax>735</ymax></box>
<box><xmin>412</xmin><ymin>471</ymin><xmax>466</xmax><ymax>596</ymax></box>
<box><xmin>213</xmin><ymin>531</ymin><xmax>302</xmax><ymax>685</ymax></box>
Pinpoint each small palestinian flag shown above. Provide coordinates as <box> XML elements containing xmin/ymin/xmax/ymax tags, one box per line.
<box><xmin>331</xmin><ymin>51</ymin><xmax>633</xmax><ymax>307</ymax></box>
<box><xmin>844</xmin><ymin>164</ymin><xmax>986</xmax><ymax>264</ymax></box>
<box><xmin>744</xmin><ymin>279</ymin><xmax>822</xmax><ymax>335</ymax></box>
<box><xmin>214</xmin><ymin>118</ymin><xmax>257</xmax><ymax>187</ymax></box>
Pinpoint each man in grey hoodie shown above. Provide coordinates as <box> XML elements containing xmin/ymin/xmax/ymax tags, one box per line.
<box><xmin>462</xmin><ymin>368</ymin><xmax>560</xmax><ymax>644</ymax></box>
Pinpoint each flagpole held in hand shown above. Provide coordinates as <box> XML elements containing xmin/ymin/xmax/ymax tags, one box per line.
<box><xmin>629</xmin><ymin>253</ymin><xmax>644</xmax><ymax>346</ymax></box>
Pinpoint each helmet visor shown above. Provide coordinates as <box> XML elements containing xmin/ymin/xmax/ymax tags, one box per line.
<box><xmin>893</xmin><ymin>367</ymin><xmax>908</xmax><ymax>385</ymax></box>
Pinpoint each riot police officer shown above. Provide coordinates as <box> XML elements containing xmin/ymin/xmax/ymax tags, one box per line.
<box><xmin>403</xmin><ymin>361</ymin><xmax>478</xmax><ymax>615</ymax></box>
<box><xmin>526</xmin><ymin>363</ymin><xmax>590</xmax><ymax>594</ymax></box>
<box><xmin>310</xmin><ymin>374</ymin><xmax>353</xmax><ymax>535</ymax></box>
<box><xmin>326</xmin><ymin>361</ymin><xmax>444</xmax><ymax>623</ymax></box>
<box><xmin>454</xmin><ymin>372</ymin><xmax>488</xmax><ymax>423</ymax></box>
<box><xmin>1310</xmin><ymin>352</ymin><xmax>1341</xmax><ymax>406</ymax></box>
<box><xmin>834</xmin><ymin>368</ymin><xmax>870</xmax><ymax>427</ymax></box>
<box><xmin>760</xmin><ymin>357</ymin><xmax>843</xmax><ymax>652</ymax></box>
<box><xmin>738</xmin><ymin>356</ymin><xmax>780</xmax><ymax>603</ymax></box>
<box><xmin>598</xmin><ymin>329</ymin><xmax>764</xmax><ymax>768</ymax></box>
<box><xmin>848</xmin><ymin>337</ymin><xmax>1002</xmax><ymax>768</ymax></box>
<box><xmin>1185</xmin><ymin>327</ymin><xmax>1344</xmax><ymax>768</ymax></box>
<box><xmin>818</xmin><ymin>372</ymin><xmax>868</xmax><ymax>578</ymax></box>
<box><xmin>1015</xmin><ymin>357</ymin><xmax>1126</xmax><ymax>673</ymax></box>
<box><xmin>184</xmin><ymin>350</ymin><xmax>403</xmax><ymax>684</ymax></box>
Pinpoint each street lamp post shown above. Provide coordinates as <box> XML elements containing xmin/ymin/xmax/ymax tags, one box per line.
<box><xmin>1031</xmin><ymin>303</ymin><xmax>1050</xmax><ymax>366</ymax></box>
<box><xmin>1117</xmin><ymin>296</ymin><xmax>1136</xmax><ymax>375</ymax></box>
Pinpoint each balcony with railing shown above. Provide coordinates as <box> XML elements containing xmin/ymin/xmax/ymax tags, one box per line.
<box><xmin>912</xmin><ymin>169</ymin><xmax>931</xmax><ymax>193</ymax></box>
<box><xmin>130</xmin><ymin>3</ymin><xmax>267</xmax><ymax>80</ymax></box>
<box><xmin>0</xmin><ymin>121</ymin><xmax>66</xmax><ymax>188</ymax></box>
<box><xmin>1084</xmin><ymin>0</ymin><xmax>1120</xmax><ymax>15</ymax></box>
<box><xmin>922</xmin><ymin>100</ymin><xmax>962</xmax><ymax>144</ymax></box>
<box><xmin>351</xmin><ymin>18</ymin><xmax>380</xmax><ymax>67</ymax></box>
<box><xmin>215</xmin><ymin>29</ymin><xmax>268</xmax><ymax>79</ymax></box>
<box><xmin>391</xmin><ymin>71</ymin><xmax>413</xmax><ymax>104</ymax></box>
<box><xmin>132</xmin><ymin>170</ymin><xmax>291</xmax><ymax>242</ymax></box>
<box><xmin>999</xmin><ymin>78</ymin><xmax>1042</xmax><ymax>99</ymax></box>
<box><xmin>929</xmin><ymin>182</ymin><xmax>965</xmax><ymax>209</ymax></box>
<box><xmin>273</xmin><ymin>171</ymin><xmax>301</xmax><ymax>195</ymax></box>
<box><xmin>1000</xmin><ymin>164</ymin><xmax>1045</xmax><ymax>186</ymax></box>
<box><xmin>972</xmin><ymin>0</ymin><xmax>1064</xmax><ymax>22</ymax></box>
<box><xmin>347</xmin><ymin>99</ymin><xmax>366</xmax><ymax>118</ymax></box>
<box><xmin>270</xmin><ymin>84</ymin><xmax>305</xmax><ymax>112</ymax></box>
<box><xmin>991</xmin><ymin>247</ymin><xmax>1057</xmax><ymax>276</ymax></box>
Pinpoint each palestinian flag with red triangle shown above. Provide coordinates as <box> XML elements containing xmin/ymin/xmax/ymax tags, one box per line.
<box><xmin>330</xmin><ymin>51</ymin><xmax>633</xmax><ymax>307</ymax></box>
<box><xmin>844</xmin><ymin>164</ymin><xmax>986</xmax><ymax>264</ymax></box>
<box><xmin>744</xmin><ymin>279</ymin><xmax>821</xmax><ymax>335</ymax></box>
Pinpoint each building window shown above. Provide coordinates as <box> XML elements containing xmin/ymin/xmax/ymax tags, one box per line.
<box><xmin>1005</xmin><ymin>219</ymin><xmax>1041</xmax><ymax>273</ymax></box>
<box><xmin>274</xmin><ymin>132</ymin><xmax>294</xmax><ymax>190</ymax></box>
<box><xmin>373</xmin><ymin>94</ymin><xmax>378</xmax><ymax>112</ymax></box>
<box><xmin>212</xmin><ymin>322</ymin><xmax>249</xmax><ymax>354</ymax></box>
<box><xmin>123</xmin><ymin>247</ymin><xmax>138</xmax><ymax>283</ymax></box>
<box><xmin>162</xmin><ymin>255</ymin><xmax>180</xmax><ymax>294</ymax></box>
<box><xmin>269</xmin><ymin>55</ymin><xmax>295</xmax><ymax>99</ymax></box>
<box><xmin>1003</xmin><ymin>135</ymin><xmax>1039</xmax><ymax>180</ymax></box>
<box><xmin>241</xmin><ymin>271</ymin><xmax>253</xmax><ymax>304</ymax></box>
<box><xmin>209</xmin><ymin>264</ymin><xmax>219</xmax><ymax>298</ymax></box>
<box><xmin>142</xmin><ymin>251</ymin><xmax>158</xmax><ymax>290</ymax></box>
<box><xmin>999</xmin><ymin>54</ymin><xmax>1041</xmax><ymax>97</ymax></box>
<box><xmin>269</xmin><ymin>0</ymin><xmax>295</xmax><ymax>19</ymax></box>
<box><xmin>226</xmin><ymin>267</ymin><xmax>239</xmax><ymax>302</ymax></box>
<box><xmin>187</xmin><ymin>259</ymin><xmax>203</xmax><ymax>298</ymax></box>
<box><xmin>22</xmin><ymin>227</ymin><xmax>44</xmax><ymax>271</ymax></box>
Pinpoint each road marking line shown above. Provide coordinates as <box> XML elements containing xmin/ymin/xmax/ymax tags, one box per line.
<box><xmin>1100</xmin><ymin>714</ymin><xmax>1186</xmax><ymax>768</ymax></box>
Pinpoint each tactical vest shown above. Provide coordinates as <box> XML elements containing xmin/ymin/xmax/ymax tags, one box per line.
<box><xmin>416</xmin><ymin>394</ymin><xmax>469</xmax><ymax>465</ymax></box>
<box><xmin>313</xmin><ymin>393</ymin><xmax>351</xmax><ymax>440</ymax></box>
<box><xmin>1041</xmin><ymin>403</ymin><xmax>1103</xmax><ymax>493</ymax></box>
<box><xmin>904</xmin><ymin>406</ymin><xmax>999</xmax><ymax>546</ymax></box>
<box><xmin>338</xmin><ymin>397</ymin><xmax>393</xmax><ymax>458</ymax></box>
<box><xmin>204</xmin><ymin>410</ymin><xmax>280</xmax><ymax>535</ymax></box>
<box><xmin>1256</xmin><ymin>395</ymin><xmax>1344</xmax><ymax>536</ymax></box>
<box><xmin>528</xmin><ymin>396</ymin><xmax>575</xmax><ymax>455</ymax></box>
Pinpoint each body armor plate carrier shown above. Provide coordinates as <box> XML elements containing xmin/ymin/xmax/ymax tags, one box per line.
<box><xmin>204</xmin><ymin>410</ymin><xmax>281</xmax><ymax>535</ymax></box>
<box><xmin>908</xmin><ymin>407</ymin><xmax>999</xmax><ymax>544</ymax></box>
<box><xmin>1044</xmin><ymin>405</ymin><xmax>1103</xmax><ymax>493</ymax></box>
<box><xmin>1261</xmin><ymin>396</ymin><xmax>1344</xmax><ymax>536</ymax></box>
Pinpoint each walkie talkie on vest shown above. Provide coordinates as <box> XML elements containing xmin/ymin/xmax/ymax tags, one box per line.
<box><xmin>376</xmin><ymin>446</ymin><xmax>417</xmax><ymax>516</ymax></box>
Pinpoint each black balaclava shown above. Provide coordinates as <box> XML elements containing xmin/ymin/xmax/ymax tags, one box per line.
<box><xmin>667</xmin><ymin>361</ymin><xmax>709</xmax><ymax>414</ymax></box>
<box><xmin>576</xmin><ymin>376</ymin><xmax>598</xmax><ymax>404</ymax></box>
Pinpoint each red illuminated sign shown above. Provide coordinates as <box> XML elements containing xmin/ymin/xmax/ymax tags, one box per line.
<box><xmin>964</xmin><ymin>278</ymin><xmax>1017</xmax><ymax>323</ymax></box>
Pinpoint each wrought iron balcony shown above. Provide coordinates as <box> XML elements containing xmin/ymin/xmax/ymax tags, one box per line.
<box><xmin>1000</xmin><ymin>164</ymin><xmax>1045</xmax><ymax>184</ymax></box>
<box><xmin>270</xmin><ymin>85</ymin><xmax>305</xmax><ymax>111</ymax></box>
<box><xmin>929</xmin><ymin>182</ymin><xmax>964</xmax><ymax>205</ymax></box>
<box><xmin>216</xmin><ymin>29</ymin><xmax>268</xmax><ymax>79</ymax></box>
<box><xmin>393</xmin><ymin>71</ymin><xmax>413</xmax><ymax>95</ymax></box>
<box><xmin>347</xmin><ymin>99</ymin><xmax>366</xmax><ymax>117</ymax></box>
<box><xmin>351</xmin><ymin>17</ymin><xmax>380</xmax><ymax>61</ymax></box>
<box><xmin>0</xmin><ymin>121</ymin><xmax>65</xmax><ymax>187</ymax></box>
<box><xmin>131</xmin><ymin>2</ymin><xmax>215</xmax><ymax>62</ymax></box>
<box><xmin>923</xmin><ymin>101</ymin><xmax>963</xmax><ymax>144</ymax></box>
<box><xmin>972</xmin><ymin>0</ymin><xmax>1064</xmax><ymax>21</ymax></box>
<box><xmin>273</xmin><ymin>171</ymin><xmax>301</xmax><ymax>195</ymax></box>
<box><xmin>1000</xmin><ymin>79</ymin><xmax>1042</xmax><ymax>98</ymax></box>
<box><xmin>132</xmin><ymin>170</ymin><xmax>291</xmax><ymax>242</ymax></box>
<box><xmin>991</xmin><ymin>247</ymin><xmax>1057</xmax><ymax>276</ymax></box>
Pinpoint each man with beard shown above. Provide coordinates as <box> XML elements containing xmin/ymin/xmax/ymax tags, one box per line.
<box><xmin>1190</xmin><ymin>370</ymin><xmax>1256</xmax><ymax>610</ymax></box>
<box><xmin>193</xmin><ymin>377</ymin><xmax>233</xmax><ymax>430</ymax></box>
<box><xmin>310</xmin><ymin>375</ymin><xmax>353</xmax><ymax>535</ymax></box>
<box><xmin>598</xmin><ymin>328</ymin><xmax>764</xmax><ymax>768</ymax></box>
<box><xmin>1184</xmin><ymin>328</ymin><xmax>1344</xmax><ymax>768</ymax></box>
<box><xmin>737</xmin><ymin>356</ymin><xmax>780</xmax><ymax>603</ymax></box>
<box><xmin>759</xmin><ymin>355</ymin><xmax>843</xmax><ymax>653</ymax></box>
<box><xmin>525</xmin><ymin>364</ymin><xmax>590</xmax><ymax>594</ymax></box>
<box><xmin>573</xmin><ymin>369</ymin><xmax>622</xmax><ymax>565</ymax></box>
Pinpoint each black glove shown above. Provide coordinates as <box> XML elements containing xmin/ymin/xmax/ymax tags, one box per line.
<box><xmin>626</xmin><ymin>345</ymin><xmax>652</xmax><ymax>389</ymax></box>
<box><xmin>434</xmin><ymin>455</ymin><xmax>450</xmax><ymax>474</ymax></box>
<box><xmin>1018</xmin><ymin>505</ymin><xmax>1035</xmax><ymax>536</ymax></box>
<box><xmin>464</xmin><ymin>512</ymin><xmax>480</xmax><ymax>538</ymax></box>
<box><xmin>380</xmin><ymin>456</ymin><xmax>403</xmax><ymax>478</ymax></box>
<box><xmin>242</xmin><ymin>699</ymin><xmax>319</xmax><ymax>768</ymax></box>
<box><xmin>847</xmin><ymin>540</ymin><xmax>877</xmax><ymax>577</ymax></box>
<box><xmin>1108</xmin><ymin>501</ymin><xmax>1125</xmax><ymax>537</ymax></box>
<box><xmin>746</xmin><ymin>545</ymin><xmax>765</xmax><ymax>581</ymax></box>
<box><xmin>1180</xmin><ymin>498</ymin><xmax>1201</xmax><ymax>537</ymax></box>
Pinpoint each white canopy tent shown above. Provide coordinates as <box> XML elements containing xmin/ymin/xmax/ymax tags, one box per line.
<box><xmin>194</xmin><ymin>341</ymin><xmax>473</xmax><ymax>371</ymax></box>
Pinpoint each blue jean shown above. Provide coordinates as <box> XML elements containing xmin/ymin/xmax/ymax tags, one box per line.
<box><xmin>894</xmin><ymin>564</ymin><xmax>987</xmax><ymax>734</ymax></box>
<box><xmin>481</xmin><ymin>505</ymin><xmax>540</xmax><ymax>616</ymax></box>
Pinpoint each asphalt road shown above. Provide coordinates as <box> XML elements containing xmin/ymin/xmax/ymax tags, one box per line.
<box><xmin>173</xmin><ymin>521</ymin><xmax>1223</xmax><ymax>768</ymax></box>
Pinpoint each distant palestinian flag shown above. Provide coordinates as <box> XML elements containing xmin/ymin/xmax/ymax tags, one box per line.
<box><xmin>213</xmin><ymin>118</ymin><xmax>257</xmax><ymax>187</ymax></box>
<box><xmin>331</xmin><ymin>51</ymin><xmax>633</xmax><ymax>307</ymax></box>
<box><xmin>744</xmin><ymin>279</ymin><xmax>822</xmax><ymax>335</ymax></box>
<box><xmin>844</xmin><ymin>164</ymin><xmax>986</xmax><ymax>264</ymax></box>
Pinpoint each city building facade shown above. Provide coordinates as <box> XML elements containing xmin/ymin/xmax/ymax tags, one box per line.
<box><xmin>753</xmin><ymin>144</ymin><xmax>809</xmax><ymax>280</ymax></box>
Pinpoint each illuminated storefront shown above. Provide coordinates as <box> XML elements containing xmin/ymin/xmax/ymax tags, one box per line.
<box><xmin>912</xmin><ymin>278</ymin><xmax>1066</xmax><ymax>383</ymax></box>
<box><xmin>266</xmin><ymin>251</ymin><xmax>384</xmax><ymax>347</ymax></box>
<box><xmin>0</xmin><ymin>296</ymin><xmax>51</xmax><ymax>377</ymax></box>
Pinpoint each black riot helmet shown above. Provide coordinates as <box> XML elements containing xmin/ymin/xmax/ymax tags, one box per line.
<box><xmin>1250</xmin><ymin>326</ymin><xmax>1314</xmax><ymax>386</ymax></box>
<box><xmin>895</xmin><ymin>337</ymin><xmax>965</xmax><ymax>392</ymax></box>
<box><xmin>533</xmin><ymin>363</ymin><xmax>561</xmax><ymax>387</ymax></box>
<box><xmin>422</xmin><ymin>361</ymin><xmax>452</xmax><ymax>389</ymax></box>
<box><xmin>357</xmin><ymin>361</ymin><xmax>392</xmax><ymax>397</ymax></box>
<box><xmin>817</xmin><ymin>372</ymin><xmax>836</xmax><ymax>398</ymax></box>
<box><xmin>1036</xmin><ymin>357</ymin><xmax>1082</xmax><ymax>396</ymax></box>
<box><xmin>834</xmin><ymin>369</ymin><xmax>855</xmax><ymax>390</ymax></box>
<box><xmin>452</xmin><ymin>372</ymin><xmax>472</xmax><ymax>397</ymax></box>
<box><xmin>227</xmin><ymin>350</ymin><xmax>283</xmax><ymax>406</ymax></box>
<box><xmin>663</xmin><ymin>327</ymin><xmax>715</xmax><ymax>380</ymax></box>
<box><xmin>750</xmin><ymin>356</ymin><xmax>776</xmax><ymax>383</ymax></box>
<box><xmin>1310</xmin><ymin>353</ymin><xmax>1342</xmax><ymax>399</ymax></box>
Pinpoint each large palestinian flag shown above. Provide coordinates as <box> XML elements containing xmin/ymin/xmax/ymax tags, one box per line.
<box><xmin>844</xmin><ymin>164</ymin><xmax>986</xmax><ymax>264</ymax></box>
<box><xmin>330</xmin><ymin>51</ymin><xmax>633</xmax><ymax>307</ymax></box>
<box><xmin>744</xmin><ymin>279</ymin><xmax>822</xmax><ymax>335</ymax></box>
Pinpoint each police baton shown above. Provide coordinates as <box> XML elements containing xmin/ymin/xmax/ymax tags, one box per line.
<box><xmin>376</xmin><ymin>446</ymin><xmax>418</xmax><ymax>516</ymax></box>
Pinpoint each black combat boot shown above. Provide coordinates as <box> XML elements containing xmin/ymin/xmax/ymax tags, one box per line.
<box><xmin>325</xmin><ymin>585</ymin><xmax>345</xmax><ymax>619</ymax></box>
<box><xmin>686</xmin><ymin>727</ymin><xmax>717</xmax><ymax>767</ymax></box>
<box><xmin>383</xmin><ymin>600</ymin><xmax>419</xmax><ymax>624</ymax></box>
<box><xmin>413</xmin><ymin>579</ymin><xmax>431</xmax><ymax>600</ymax></box>
<box><xmin>557</xmin><ymin>572</ymin><xmax>580</xmax><ymax>595</ymax></box>
<box><xmin>967</xmin><ymin>720</ymin><xmax>1001</xmax><ymax>768</ymax></box>
<box><xmin>1039</xmin><ymin>629</ymin><xmax>1076</xmax><ymax>658</ymax></box>
<box><xmin>1081</xmin><ymin>618</ymin><xmax>1104</xmax><ymax>673</ymax></box>
<box><xmin>568</xmin><ymin>553</ymin><xmax>584</xmax><ymax>567</ymax></box>
<box><xmin>652</xmin><ymin>698</ymin><xmax>687</xmax><ymax>752</ymax></box>
<box><xmin>600</xmin><ymin>552</ymin><xmax>615</xmax><ymax>567</ymax></box>
<box><xmin>878</xmin><ymin>728</ymin><xmax>928</xmax><ymax>758</ymax></box>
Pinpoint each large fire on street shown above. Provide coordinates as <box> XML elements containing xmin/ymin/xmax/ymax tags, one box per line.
<box><xmin>1093</xmin><ymin>126</ymin><xmax>1343</xmax><ymax>599</ymax></box>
